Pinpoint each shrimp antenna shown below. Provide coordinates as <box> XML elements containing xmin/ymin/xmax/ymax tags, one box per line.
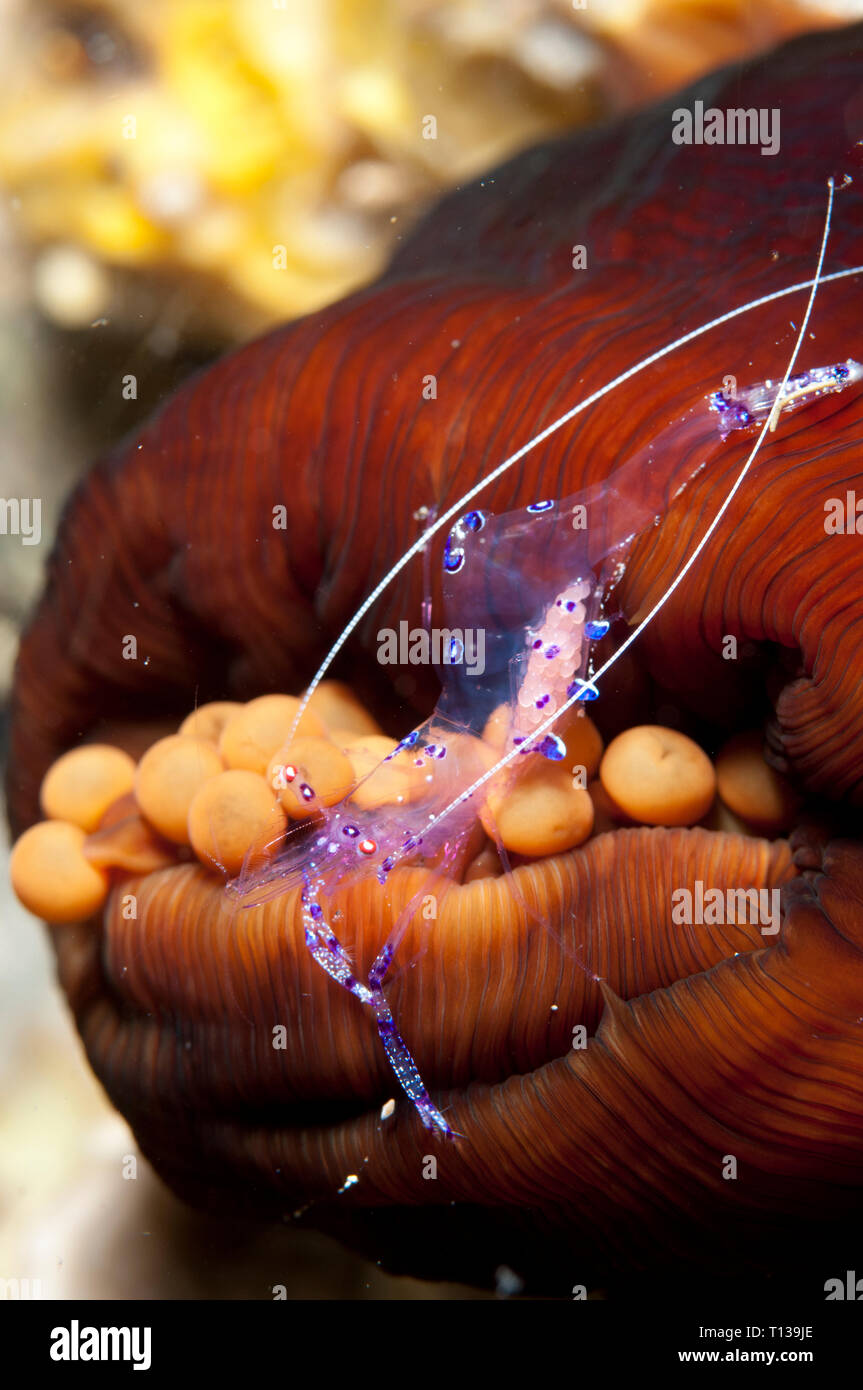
<box><xmin>289</xmin><ymin>228</ymin><xmax>862</xmax><ymax>746</ymax></box>
<box><xmin>407</xmin><ymin>175</ymin><xmax>841</xmax><ymax>854</ymax></box>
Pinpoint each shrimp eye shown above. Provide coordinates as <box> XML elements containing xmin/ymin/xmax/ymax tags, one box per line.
<box><xmin>282</xmin><ymin>764</ymin><xmax>298</xmax><ymax>783</ymax></box>
<box><xmin>358</xmin><ymin>838</ymin><xmax>376</xmax><ymax>856</ymax></box>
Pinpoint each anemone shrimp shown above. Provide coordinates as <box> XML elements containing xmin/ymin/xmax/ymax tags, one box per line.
<box><xmin>221</xmin><ymin>176</ymin><xmax>863</xmax><ymax>1137</ymax></box>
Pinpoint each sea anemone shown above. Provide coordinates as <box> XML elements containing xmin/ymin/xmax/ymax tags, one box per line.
<box><xmin>8</xmin><ymin>20</ymin><xmax>863</xmax><ymax>1293</ymax></box>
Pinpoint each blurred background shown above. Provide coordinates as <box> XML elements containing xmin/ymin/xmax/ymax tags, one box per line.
<box><xmin>1</xmin><ymin>0</ymin><xmax>859</xmax><ymax>1300</ymax></box>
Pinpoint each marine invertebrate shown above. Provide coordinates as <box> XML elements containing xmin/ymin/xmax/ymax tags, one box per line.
<box><xmin>8</xmin><ymin>21</ymin><xmax>863</xmax><ymax>1291</ymax></box>
<box><xmin>227</xmin><ymin>256</ymin><xmax>857</xmax><ymax>1137</ymax></box>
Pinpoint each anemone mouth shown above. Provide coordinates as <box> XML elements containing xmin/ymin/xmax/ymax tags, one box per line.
<box><xmin>24</xmin><ymin>638</ymin><xmax>808</xmax><ymax>1137</ymax></box>
<box><xmin>44</xmin><ymin>722</ymin><xmax>860</xmax><ymax>1295</ymax></box>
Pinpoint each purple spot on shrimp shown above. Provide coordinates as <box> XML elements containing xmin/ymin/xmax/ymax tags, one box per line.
<box><xmin>539</xmin><ymin>733</ymin><xmax>567</xmax><ymax>761</ymax></box>
<box><xmin>308</xmin><ymin>903</ymin><xmax>323</xmax><ymax>921</ymax></box>
<box><xmin>375</xmin><ymin>943</ymin><xmax>394</xmax><ymax>975</ymax></box>
<box><xmin>443</xmin><ymin>535</ymin><xmax>464</xmax><ymax>573</ymax></box>
<box><xmin>544</xmin><ymin>644</ymin><xmax>560</xmax><ymax>660</ymax></box>
<box><xmin>463</xmin><ymin>510</ymin><xmax>485</xmax><ymax>531</ymax></box>
<box><xmin>585</xmin><ymin>619</ymin><xmax>610</xmax><ymax>639</ymax></box>
<box><xmin>342</xmin><ymin>824</ymin><xmax>359</xmax><ymax>837</ymax></box>
<box><xmin>567</xmin><ymin>679</ymin><xmax>599</xmax><ymax>702</ymax></box>
<box><xmin>300</xmin><ymin>783</ymin><xmax>314</xmax><ymax>800</ymax></box>
<box><xmin>527</xmin><ymin>500</ymin><xmax>554</xmax><ymax>513</ymax></box>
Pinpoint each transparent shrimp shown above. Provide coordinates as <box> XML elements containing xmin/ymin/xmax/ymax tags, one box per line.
<box><xmin>232</xmin><ymin>179</ymin><xmax>855</xmax><ymax>1135</ymax></box>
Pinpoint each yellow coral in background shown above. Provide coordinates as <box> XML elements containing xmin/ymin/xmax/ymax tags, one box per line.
<box><xmin>0</xmin><ymin>0</ymin><xmax>850</xmax><ymax>337</ymax></box>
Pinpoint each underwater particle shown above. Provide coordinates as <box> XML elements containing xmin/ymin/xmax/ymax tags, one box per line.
<box><xmin>32</xmin><ymin>244</ymin><xmax>110</xmax><ymax>328</ymax></box>
<box><xmin>494</xmin><ymin>1265</ymin><xmax>525</xmax><ymax>1297</ymax></box>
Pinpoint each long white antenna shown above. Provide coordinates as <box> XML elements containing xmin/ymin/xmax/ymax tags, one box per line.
<box><xmin>407</xmin><ymin>176</ymin><xmax>840</xmax><ymax>854</ymax></box>
<box><xmin>290</xmin><ymin>252</ymin><xmax>862</xmax><ymax>743</ymax></box>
